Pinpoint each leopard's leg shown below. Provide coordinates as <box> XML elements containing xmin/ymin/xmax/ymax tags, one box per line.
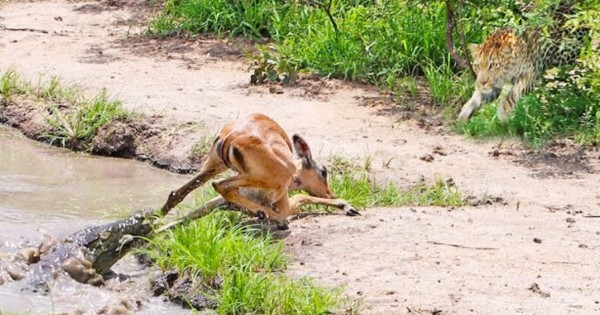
<box><xmin>496</xmin><ymin>93</ymin><xmax>510</xmax><ymax>123</ymax></box>
<box><xmin>458</xmin><ymin>90</ymin><xmax>483</xmax><ymax>122</ymax></box>
<box><xmin>498</xmin><ymin>74</ymin><xmax>534</xmax><ymax>123</ymax></box>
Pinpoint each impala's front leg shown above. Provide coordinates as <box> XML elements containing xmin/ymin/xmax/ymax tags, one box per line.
<box><xmin>288</xmin><ymin>195</ymin><xmax>360</xmax><ymax>216</ymax></box>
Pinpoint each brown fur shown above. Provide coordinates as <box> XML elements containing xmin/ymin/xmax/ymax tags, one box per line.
<box><xmin>160</xmin><ymin>113</ymin><xmax>358</xmax><ymax>228</ymax></box>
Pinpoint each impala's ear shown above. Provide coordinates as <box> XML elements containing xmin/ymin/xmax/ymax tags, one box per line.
<box><xmin>292</xmin><ymin>134</ymin><xmax>314</xmax><ymax>164</ymax></box>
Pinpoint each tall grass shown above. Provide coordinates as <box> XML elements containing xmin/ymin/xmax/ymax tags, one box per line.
<box><xmin>150</xmin><ymin>0</ymin><xmax>282</xmax><ymax>37</ymax></box>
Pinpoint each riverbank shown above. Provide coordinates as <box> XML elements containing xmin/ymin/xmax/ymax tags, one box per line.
<box><xmin>2</xmin><ymin>0</ymin><xmax>600</xmax><ymax>314</ymax></box>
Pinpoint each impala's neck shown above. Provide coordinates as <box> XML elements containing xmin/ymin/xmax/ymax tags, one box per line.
<box><xmin>289</xmin><ymin>158</ymin><xmax>304</xmax><ymax>191</ymax></box>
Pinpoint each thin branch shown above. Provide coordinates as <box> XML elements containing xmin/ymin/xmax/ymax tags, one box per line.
<box><xmin>428</xmin><ymin>241</ymin><xmax>498</xmax><ymax>250</ymax></box>
<box><xmin>444</xmin><ymin>0</ymin><xmax>471</xmax><ymax>72</ymax></box>
<box><xmin>0</xmin><ymin>24</ymin><xmax>49</xmax><ymax>34</ymax></box>
<box><xmin>456</xmin><ymin>0</ymin><xmax>476</xmax><ymax>77</ymax></box>
<box><xmin>306</xmin><ymin>0</ymin><xmax>339</xmax><ymax>34</ymax></box>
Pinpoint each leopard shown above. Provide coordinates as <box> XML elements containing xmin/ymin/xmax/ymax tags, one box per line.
<box><xmin>458</xmin><ymin>1</ymin><xmax>589</xmax><ymax>123</ymax></box>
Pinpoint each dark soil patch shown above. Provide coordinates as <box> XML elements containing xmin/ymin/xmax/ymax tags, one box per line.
<box><xmin>80</xmin><ymin>44</ymin><xmax>121</xmax><ymax>64</ymax></box>
<box><xmin>114</xmin><ymin>35</ymin><xmax>255</xmax><ymax>70</ymax></box>
<box><xmin>0</xmin><ymin>96</ymin><xmax>52</xmax><ymax>140</ymax></box>
<box><xmin>72</xmin><ymin>0</ymin><xmax>159</xmax><ymax>17</ymax></box>
<box><xmin>514</xmin><ymin>140</ymin><xmax>596</xmax><ymax>178</ymax></box>
<box><xmin>356</xmin><ymin>81</ymin><xmax>447</xmax><ymax>134</ymax></box>
<box><xmin>245</xmin><ymin>73</ymin><xmax>357</xmax><ymax>102</ymax></box>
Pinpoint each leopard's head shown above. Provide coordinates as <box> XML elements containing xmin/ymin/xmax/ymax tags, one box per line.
<box><xmin>470</xmin><ymin>30</ymin><xmax>525</xmax><ymax>102</ymax></box>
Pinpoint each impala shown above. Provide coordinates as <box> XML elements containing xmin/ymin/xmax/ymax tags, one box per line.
<box><xmin>161</xmin><ymin>113</ymin><xmax>359</xmax><ymax>229</ymax></box>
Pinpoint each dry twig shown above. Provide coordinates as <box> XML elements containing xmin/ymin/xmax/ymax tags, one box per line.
<box><xmin>428</xmin><ymin>241</ymin><xmax>497</xmax><ymax>250</ymax></box>
<box><xmin>0</xmin><ymin>24</ymin><xmax>49</xmax><ymax>34</ymax></box>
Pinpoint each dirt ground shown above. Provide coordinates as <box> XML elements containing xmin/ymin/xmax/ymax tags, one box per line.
<box><xmin>1</xmin><ymin>0</ymin><xmax>599</xmax><ymax>314</ymax></box>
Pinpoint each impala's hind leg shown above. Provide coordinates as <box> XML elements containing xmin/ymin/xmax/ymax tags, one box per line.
<box><xmin>212</xmin><ymin>175</ymin><xmax>286</xmax><ymax>224</ymax></box>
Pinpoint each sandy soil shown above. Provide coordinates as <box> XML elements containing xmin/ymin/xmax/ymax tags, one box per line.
<box><xmin>1</xmin><ymin>0</ymin><xmax>599</xmax><ymax>314</ymax></box>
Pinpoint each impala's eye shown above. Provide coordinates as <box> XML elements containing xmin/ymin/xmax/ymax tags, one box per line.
<box><xmin>320</xmin><ymin>166</ymin><xmax>328</xmax><ymax>179</ymax></box>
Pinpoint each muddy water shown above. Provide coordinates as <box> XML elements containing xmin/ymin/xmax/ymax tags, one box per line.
<box><xmin>0</xmin><ymin>127</ymin><xmax>189</xmax><ymax>237</ymax></box>
<box><xmin>0</xmin><ymin>127</ymin><xmax>194</xmax><ymax>314</ymax></box>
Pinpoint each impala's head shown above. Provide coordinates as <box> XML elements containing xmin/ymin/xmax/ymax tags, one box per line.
<box><xmin>291</xmin><ymin>134</ymin><xmax>335</xmax><ymax>199</ymax></box>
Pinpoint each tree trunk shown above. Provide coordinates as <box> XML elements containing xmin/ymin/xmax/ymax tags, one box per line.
<box><xmin>445</xmin><ymin>0</ymin><xmax>475</xmax><ymax>77</ymax></box>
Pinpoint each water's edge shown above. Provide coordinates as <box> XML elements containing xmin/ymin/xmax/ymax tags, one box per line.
<box><xmin>0</xmin><ymin>126</ymin><xmax>193</xmax><ymax>314</ymax></box>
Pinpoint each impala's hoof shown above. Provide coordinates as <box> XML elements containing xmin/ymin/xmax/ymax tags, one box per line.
<box><xmin>275</xmin><ymin>221</ymin><xmax>289</xmax><ymax>231</ymax></box>
<box><xmin>344</xmin><ymin>205</ymin><xmax>361</xmax><ymax>216</ymax></box>
<box><xmin>256</xmin><ymin>211</ymin><xmax>266</xmax><ymax>220</ymax></box>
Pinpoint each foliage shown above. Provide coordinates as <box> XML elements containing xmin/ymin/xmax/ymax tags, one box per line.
<box><xmin>150</xmin><ymin>1</ymin><xmax>467</xmax><ymax>101</ymax></box>
<box><xmin>150</xmin><ymin>0</ymin><xmax>282</xmax><ymax>37</ymax></box>
<box><xmin>147</xmin><ymin>211</ymin><xmax>343</xmax><ymax>314</ymax></box>
<box><xmin>249</xmin><ymin>45</ymin><xmax>298</xmax><ymax>85</ymax></box>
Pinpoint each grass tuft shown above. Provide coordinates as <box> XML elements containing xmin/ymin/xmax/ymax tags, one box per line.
<box><xmin>147</xmin><ymin>210</ymin><xmax>343</xmax><ymax>314</ymax></box>
<box><xmin>0</xmin><ymin>69</ymin><xmax>130</xmax><ymax>150</ymax></box>
<box><xmin>0</xmin><ymin>69</ymin><xmax>22</xmax><ymax>100</ymax></box>
<box><xmin>45</xmin><ymin>89</ymin><xmax>128</xmax><ymax>150</ymax></box>
<box><xmin>323</xmin><ymin>155</ymin><xmax>466</xmax><ymax>210</ymax></box>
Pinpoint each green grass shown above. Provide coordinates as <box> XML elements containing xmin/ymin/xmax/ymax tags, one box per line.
<box><xmin>150</xmin><ymin>0</ymin><xmax>280</xmax><ymax>38</ymax></box>
<box><xmin>45</xmin><ymin>89</ymin><xmax>127</xmax><ymax>149</ymax></box>
<box><xmin>150</xmin><ymin>0</ymin><xmax>600</xmax><ymax>148</ymax></box>
<box><xmin>150</xmin><ymin>1</ymin><xmax>475</xmax><ymax>104</ymax></box>
<box><xmin>147</xmin><ymin>210</ymin><xmax>345</xmax><ymax>314</ymax></box>
<box><xmin>0</xmin><ymin>69</ymin><xmax>130</xmax><ymax>150</ymax></box>
<box><xmin>457</xmin><ymin>67</ymin><xmax>600</xmax><ymax>147</ymax></box>
<box><xmin>0</xmin><ymin>69</ymin><xmax>22</xmax><ymax>99</ymax></box>
<box><xmin>321</xmin><ymin>155</ymin><xmax>466</xmax><ymax>210</ymax></box>
<box><xmin>330</xmin><ymin>171</ymin><xmax>465</xmax><ymax>209</ymax></box>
